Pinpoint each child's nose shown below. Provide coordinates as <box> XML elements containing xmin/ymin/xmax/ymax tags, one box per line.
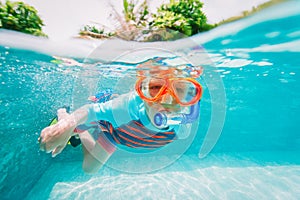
<box><xmin>160</xmin><ymin>93</ymin><xmax>174</xmax><ymax>104</ymax></box>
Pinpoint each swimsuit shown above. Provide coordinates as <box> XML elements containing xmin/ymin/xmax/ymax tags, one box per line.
<box><xmin>75</xmin><ymin>91</ymin><xmax>178</xmax><ymax>152</ymax></box>
<box><xmin>75</xmin><ymin>119</ymin><xmax>176</xmax><ymax>150</ymax></box>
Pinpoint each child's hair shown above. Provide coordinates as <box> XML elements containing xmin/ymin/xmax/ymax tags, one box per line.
<box><xmin>136</xmin><ymin>58</ymin><xmax>203</xmax><ymax>78</ymax></box>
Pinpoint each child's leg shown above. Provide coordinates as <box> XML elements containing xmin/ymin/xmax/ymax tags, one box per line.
<box><xmin>79</xmin><ymin>131</ymin><xmax>114</xmax><ymax>174</ymax></box>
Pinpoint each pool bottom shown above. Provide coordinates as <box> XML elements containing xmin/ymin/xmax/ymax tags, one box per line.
<box><xmin>26</xmin><ymin>151</ymin><xmax>300</xmax><ymax>200</ymax></box>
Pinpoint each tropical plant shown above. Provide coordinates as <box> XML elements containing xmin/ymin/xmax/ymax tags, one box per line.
<box><xmin>81</xmin><ymin>0</ymin><xmax>215</xmax><ymax>41</ymax></box>
<box><xmin>79</xmin><ymin>25</ymin><xmax>115</xmax><ymax>39</ymax></box>
<box><xmin>81</xmin><ymin>25</ymin><xmax>105</xmax><ymax>34</ymax></box>
<box><xmin>151</xmin><ymin>0</ymin><xmax>215</xmax><ymax>36</ymax></box>
<box><xmin>109</xmin><ymin>0</ymin><xmax>151</xmax><ymax>41</ymax></box>
<box><xmin>0</xmin><ymin>0</ymin><xmax>47</xmax><ymax>37</ymax></box>
<box><xmin>122</xmin><ymin>0</ymin><xmax>150</xmax><ymax>27</ymax></box>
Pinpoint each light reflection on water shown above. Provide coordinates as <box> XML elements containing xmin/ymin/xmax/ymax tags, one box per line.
<box><xmin>1</xmin><ymin>0</ymin><xmax>300</xmax><ymax>199</ymax></box>
<box><xmin>26</xmin><ymin>153</ymin><xmax>300</xmax><ymax>200</ymax></box>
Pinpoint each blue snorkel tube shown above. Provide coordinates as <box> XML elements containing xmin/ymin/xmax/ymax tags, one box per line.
<box><xmin>153</xmin><ymin>101</ymin><xmax>200</xmax><ymax>128</ymax></box>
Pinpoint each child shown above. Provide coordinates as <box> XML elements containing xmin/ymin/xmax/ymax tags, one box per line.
<box><xmin>38</xmin><ymin>63</ymin><xmax>203</xmax><ymax>173</ymax></box>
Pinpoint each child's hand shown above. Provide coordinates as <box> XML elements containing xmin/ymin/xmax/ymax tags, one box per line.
<box><xmin>39</xmin><ymin>108</ymin><xmax>76</xmax><ymax>157</ymax></box>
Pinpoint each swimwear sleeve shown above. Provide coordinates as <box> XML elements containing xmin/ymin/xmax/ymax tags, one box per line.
<box><xmin>85</xmin><ymin>91</ymin><xmax>181</xmax><ymax>136</ymax></box>
<box><xmin>86</xmin><ymin>92</ymin><xmax>141</xmax><ymax>127</ymax></box>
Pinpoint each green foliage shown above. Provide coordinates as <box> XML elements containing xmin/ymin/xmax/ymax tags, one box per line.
<box><xmin>82</xmin><ymin>0</ymin><xmax>216</xmax><ymax>41</ymax></box>
<box><xmin>105</xmin><ymin>0</ymin><xmax>151</xmax><ymax>41</ymax></box>
<box><xmin>122</xmin><ymin>0</ymin><xmax>150</xmax><ymax>27</ymax></box>
<box><xmin>80</xmin><ymin>25</ymin><xmax>104</xmax><ymax>34</ymax></box>
<box><xmin>79</xmin><ymin>25</ymin><xmax>115</xmax><ymax>38</ymax></box>
<box><xmin>0</xmin><ymin>0</ymin><xmax>47</xmax><ymax>37</ymax></box>
<box><xmin>151</xmin><ymin>0</ymin><xmax>215</xmax><ymax>37</ymax></box>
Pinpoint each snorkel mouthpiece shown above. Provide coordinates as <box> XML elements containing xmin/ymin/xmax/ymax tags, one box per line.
<box><xmin>153</xmin><ymin>102</ymin><xmax>200</xmax><ymax>128</ymax></box>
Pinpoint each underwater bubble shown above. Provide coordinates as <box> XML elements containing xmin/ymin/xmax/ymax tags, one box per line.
<box><xmin>287</xmin><ymin>30</ymin><xmax>300</xmax><ymax>38</ymax></box>
<box><xmin>221</xmin><ymin>39</ymin><xmax>232</xmax><ymax>45</ymax></box>
<box><xmin>265</xmin><ymin>32</ymin><xmax>280</xmax><ymax>38</ymax></box>
<box><xmin>252</xmin><ymin>61</ymin><xmax>273</xmax><ymax>66</ymax></box>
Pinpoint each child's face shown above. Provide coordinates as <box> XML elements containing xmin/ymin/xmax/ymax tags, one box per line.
<box><xmin>146</xmin><ymin>77</ymin><xmax>184</xmax><ymax>111</ymax></box>
<box><xmin>143</xmin><ymin>76</ymin><xmax>184</xmax><ymax>128</ymax></box>
<box><xmin>136</xmin><ymin>63</ymin><xmax>203</xmax><ymax>128</ymax></box>
<box><xmin>137</xmin><ymin>73</ymin><xmax>200</xmax><ymax>107</ymax></box>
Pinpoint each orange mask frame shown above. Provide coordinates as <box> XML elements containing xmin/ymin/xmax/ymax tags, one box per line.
<box><xmin>135</xmin><ymin>77</ymin><xmax>203</xmax><ymax>106</ymax></box>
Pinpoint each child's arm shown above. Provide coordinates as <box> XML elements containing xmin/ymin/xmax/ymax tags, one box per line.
<box><xmin>39</xmin><ymin>92</ymin><xmax>139</xmax><ymax>157</ymax></box>
<box><xmin>39</xmin><ymin>104</ymin><xmax>91</xmax><ymax>156</ymax></box>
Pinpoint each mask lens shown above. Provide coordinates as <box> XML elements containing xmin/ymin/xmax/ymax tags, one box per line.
<box><xmin>172</xmin><ymin>80</ymin><xmax>199</xmax><ymax>104</ymax></box>
<box><xmin>140</xmin><ymin>78</ymin><xmax>166</xmax><ymax>99</ymax></box>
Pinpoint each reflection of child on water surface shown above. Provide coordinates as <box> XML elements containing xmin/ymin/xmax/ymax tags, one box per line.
<box><xmin>38</xmin><ymin>60</ymin><xmax>203</xmax><ymax>173</ymax></box>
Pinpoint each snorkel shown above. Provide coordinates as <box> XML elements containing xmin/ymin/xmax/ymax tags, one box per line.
<box><xmin>153</xmin><ymin>101</ymin><xmax>200</xmax><ymax>128</ymax></box>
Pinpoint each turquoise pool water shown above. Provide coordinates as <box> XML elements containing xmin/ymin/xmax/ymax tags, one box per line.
<box><xmin>1</xmin><ymin>1</ymin><xmax>300</xmax><ymax>199</ymax></box>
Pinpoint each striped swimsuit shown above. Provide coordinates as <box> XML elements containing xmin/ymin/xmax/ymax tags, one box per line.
<box><xmin>75</xmin><ymin>119</ymin><xmax>177</xmax><ymax>151</ymax></box>
<box><xmin>75</xmin><ymin>91</ymin><xmax>178</xmax><ymax>152</ymax></box>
